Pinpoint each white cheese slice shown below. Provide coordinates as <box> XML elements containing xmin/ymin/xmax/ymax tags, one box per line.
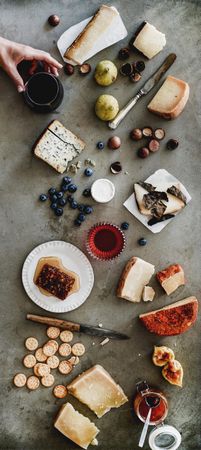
<box><xmin>148</xmin><ymin>76</ymin><xmax>190</xmax><ymax>119</ymax></box>
<box><xmin>133</xmin><ymin>22</ymin><xmax>166</xmax><ymax>59</ymax></box>
<box><xmin>54</xmin><ymin>402</ymin><xmax>99</xmax><ymax>449</ymax></box>
<box><xmin>142</xmin><ymin>286</ymin><xmax>155</xmax><ymax>302</ymax></box>
<box><xmin>161</xmin><ymin>272</ymin><xmax>185</xmax><ymax>295</ymax></box>
<box><xmin>67</xmin><ymin>365</ymin><xmax>128</xmax><ymax>418</ymax></box>
<box><xmin>117</xmin><ymin>257</ymin><xmax>155</xmax><ymax>303</ymax></box>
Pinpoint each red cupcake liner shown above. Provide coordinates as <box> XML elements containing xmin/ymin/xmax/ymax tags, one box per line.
<box><xmin>86</xmin><ymin>222</ymin><xmax>126</xmax><ymax>261</ymax></box>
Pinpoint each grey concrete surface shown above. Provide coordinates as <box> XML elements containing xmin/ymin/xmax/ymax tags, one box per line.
<box><xmin>0</xmin><ymin>1</ymin><xmax>201</xmax><ymax>449</ymax></box>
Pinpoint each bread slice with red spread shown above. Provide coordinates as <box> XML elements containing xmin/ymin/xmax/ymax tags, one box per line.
<box><xmin>139</xmin><ymin>296</ymin><xmax>198</xmax><ymax>335</ymax></box>
<box><xmin>156</xmin><ymin>264</ymin><xmax>185</xmax><ymax>295</ymax></box>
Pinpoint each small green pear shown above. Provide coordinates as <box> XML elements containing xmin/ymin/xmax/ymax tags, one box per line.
<box><xmin>95</xmin><ymin>95</ymin><xmax>119</xmax><ymax>121</ymax></box>
<box><xmin>94</xmin><ymin>60</ymin><xmax>118</xmax><ymax>86</ymax></box>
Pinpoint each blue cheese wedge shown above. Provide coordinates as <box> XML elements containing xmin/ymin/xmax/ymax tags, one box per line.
<box><xmin>33</xmin><ymin>120</ymin><xmax>85</xmax><ymax>173</ymax></box>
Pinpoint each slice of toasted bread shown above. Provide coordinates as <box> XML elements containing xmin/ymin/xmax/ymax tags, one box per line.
<box><xmin>148</xmin><ymin>76</ymin><xmax>189</xmax><ymax>119</ymax></box>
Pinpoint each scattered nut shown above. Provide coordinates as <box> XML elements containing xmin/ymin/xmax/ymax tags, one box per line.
<box><xmin>118</xmin><ymin>47</ymin><xmax>130</xmax><ymax>60</ymax></box>
<box><xmin>110</xmin><ymin>161</ymin><xmax>122</xmax><ymax>174</ymax></box>
<box><xmin>167</xmin><ymin>139</ymin><xmax>179</xmax><ymax>150</ymax></box>
<box><xmin>48</xmin><ymin>14</ymin><xmax>60</xmax><ymax>27</ymax></box>
<box><xmin>148</xmin><ymin>139</ymin><xmax>160</xmax><ymax>152</ymax></box>
<box><xmin>137</xmin><ymin>147</ymin><xmax>150</xmax><ymax>158</ymax></box>
<box><xmin>133</xmin><ymin>60</ymin><xmax>145</xmax><ymax>72</ymax></box>
<box><xmin>154</xmin><ymin>128</ymin><xmax>165</xmax><ymax>140</ymax></box>
<box><xmin>64</xmin><ymin>63</ymin><xmax>74</xmax><ymax>76</ymax></box>
<box><xmin>120</xmin><ymin>63</ymin><xmax>133</xmax><ymax>76</ymax></box>
<box><xmin>142</xmin><ymin>127</ymin><xmax>153</xmax><ymax>138</ymax></box>
<box><xmin>108</xmin><ymin>136</ymin><xmax>121</xmax><ymax>149</ymax></box>
<box><xmin>130</xmin><ymin>128</ymin><xmax>142</xmax><ymax>141</ymax></box>
<box><xmin>79</xmin><ymin>63</ymin><xmax>91</xmax><ymax>75</ymax></box>
<box><xmin>130</xmin><ymin>71</ymin><xmax>141</xmax><ymax>83</ymax></box>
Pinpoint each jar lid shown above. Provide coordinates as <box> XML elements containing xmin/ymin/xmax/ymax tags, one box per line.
<box><xmin>149</xmin><ymin>424</ymin><xmax>181</xmax><ymax>450</ymax></box>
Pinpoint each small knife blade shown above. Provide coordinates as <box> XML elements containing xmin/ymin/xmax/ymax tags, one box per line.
<box><xmin>108</xmin><ymin>53</ymin><xmax>176</xmax><ymax>129</ymax></box>
<box><xmin>26</xmin><ymin>313</ymin><xmax>129</xmax><ymax>340</ymax></box>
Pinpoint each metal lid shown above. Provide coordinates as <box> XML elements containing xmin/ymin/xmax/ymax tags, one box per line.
<box><xmin>149</xmin><ymin>424</ymin><xmax>181</xmax><ymax>450</ymax></box>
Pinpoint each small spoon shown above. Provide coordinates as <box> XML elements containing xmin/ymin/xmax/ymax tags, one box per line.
<box><xmin>138</xmin><ymin>396</ymin><xmax>160</xmax><ymax>448</ymax></box>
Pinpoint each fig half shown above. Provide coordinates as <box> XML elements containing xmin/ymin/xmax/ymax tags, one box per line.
<box><xmin>162</xmin><ymin>360</ymin><xmax>183</xmax><ymax>387</ymax></box>
<box><xmin>152</xmin><ymin>346</ymin><xmax>175</xmax><ymax>367</ymax></box>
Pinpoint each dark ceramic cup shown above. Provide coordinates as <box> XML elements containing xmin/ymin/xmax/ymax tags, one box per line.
<box><xmin>23</xmin><ymin>72</ymin><xmax>64</xmax><ymax>113</ymax></box>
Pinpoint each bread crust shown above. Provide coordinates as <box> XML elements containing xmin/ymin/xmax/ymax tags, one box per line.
<box><xmin>116</xmin><ymin>257</ymin><xmax>137</xmax><ymax>297</ymax></box>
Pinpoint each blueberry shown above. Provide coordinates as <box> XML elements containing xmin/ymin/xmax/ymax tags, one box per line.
<box><xmin>55</xmin><ymin>207</ymin><xmax>63</xmax><ymax>216</ymax></box>
<box><xmin>97</xmin><ymin>141</ymin><xmax>105</xmax><ymax>150</ymax></box>
<box><xmin>50</xmin><ymin>194</ymin><xmax>58</xmax><ymax>202</ymax></box>
<box><xmin>74</xmin><ymin>219</ymin><xmax>82</xmax><ymax>226</ymax></box>
<box><xmin>71</xmin><ymin>200</ymin><xmax>78</xmax><ymax>209</ymax></box>
<box><xmin>78</xmin><ymin>213</ymin><xmax>86</xmax><ymax>222</ymax></box>
<box><xmin>84</xmin><ymin>205</ymin><xmax>93</xmax><ymax>214</ymax></box>
<box><xmin>62</xmin><ymin>176</ymin><xmax>72</xmax><ymax>185</ymax></box>
<box><xmin>39</xmin><ymin>194</ymin><xmax>48</xmax><ymax>202</ymax></box>
<box><xmin>68</xmin><ymin>184</ymin><xmax>77</xmax><ymax>193</ymax></box>
<box><xmin>50</xmin><ymin>202</ymin><xmax>58</xmax><ymax>210</ymax></box>
<box><xmin>78</xmin><ymin>204</ymin><xmax>85</xmax><ymax>212</ymax></box>
<box><xmin>61</xmin><ymin>183</ymin><xmax>69</xmax><ymax>192</ymax></box>
<box><xmin>82</xmin><ymin>188</ymin><xmax>91</xmax><ymax>197</ymax></box>
<box><xmin>48</xmin><ymin>187</ymin><xmax>56</xmax><ymax>196</ymax></box>
<box><xmin>84</xmin><ymin>168</ymin><xmax>93</xmax><ymax>177</ymax></box>
<box><xmin>57</xmin><ymin>191</ymin><xmax>64</xmax><ymax>199</ymax></box>
<box><xmin>121</xmin><ymin>222</ymin><xmax>129</xmax><ymax>230</ymax></box>
<box><xmin>58</xmin><ymin>198</ymin><xmax>67</xmax><ymax>206</ymax></box>
<box><xmin>138</xmin><ymin>237</ymin><xmax>147</xmax><ymax>246</ymax></box>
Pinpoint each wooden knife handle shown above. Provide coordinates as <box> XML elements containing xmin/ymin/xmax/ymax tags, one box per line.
<box><xmin>26</xmin><ymin>314</ymin><xmax>80</xmax><ymax>332</ymax></box>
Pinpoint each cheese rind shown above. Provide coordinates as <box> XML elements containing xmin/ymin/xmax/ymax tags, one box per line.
<box><xmin>117</xmin><ymin>257</ymin><xmax>155</xmax><ymax>302</ymax></box>
<box><xmin>133</xmin><ymin>22</ymin><xmax>166</xmax><ymax>59</ymax></box>
<box><xmin>148</xmin><ymin>76</ymin><xmax>190</xmax><ymax>119</ymax></box>
<box><xmin>67</xmin><ymin>364</ymin><xmax>128</xmax><ymax>418</ymax></box>
<box><xmin>54</xmin><ymin>402</ymin><xmax>99</xmax><ymax>449</ymax></box>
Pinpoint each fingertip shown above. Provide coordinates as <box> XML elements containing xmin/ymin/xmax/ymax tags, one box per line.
<box><xmin>17</xmin><ymin>85</ymin><xmax>25</xmax><ymax>93</ymax></box>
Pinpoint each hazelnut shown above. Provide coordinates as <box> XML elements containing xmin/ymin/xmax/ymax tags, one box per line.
<box><xmin>119</xmin><ymin>63</ymin><xmax>133</xmax><ymax>77</ymax></box>
<box><xmin>154</xmin><ymin>128</ymin><xmax>165</xmax><ymax>140</ymax></box>
<box><xmin>108</xmin><ymin>136</ymin><xmax>121</xmax><ymax>150</ymax></box>
<box><xmin>48</xmin><ymin>14</ymin><xmax>60</xmax><ymax>27</ymax></box>
<box><xmin>148</xmin><ymin>139</ymin><xmax>160</xmax><ymax>152</ymax></box>
<box><xmin>79</xmin><ymin>63</ymin><xmax>91</xmax><ymax>75</ymax></box>
<box><xmin>142</xmin><ymin>127</ymin><xmax>153</xmax><ymax>138</ymax></box>
<box><xmin>166</xmin><ymin>139</ymin><xmax>179</xmax><ymax>150</ymax></box>
<box><xmin>118</xmin><ymin>47</ymin><xmax>130</xmax><ymax>60</ymax></box>
<box><xmin>137</xmin><ymin>147</ymin><xmax>150</xmax><ymax>158</ymax></box>
<box><xmin>110</xmin><ymin>161</ymin><xmax>122</xmax><ymax>174</ymax></box>
<box><xmin>130</xmin><ymin>128</ymin><xmax>142</xmax><ymax>141</ymax></box>
<box><xmin>64</xmin><ymin>63</ymin><xmax>74</xmax><ymax>75</ymax></box>
<box><xmin>130</xmin><ymin>71</ymin><xmax>141</xmax><ymax>83</ymax></box>
<box><xmin>133</xmin><ymin>60</ymin><xmax>145</xmax><ymax>72</ymax></box>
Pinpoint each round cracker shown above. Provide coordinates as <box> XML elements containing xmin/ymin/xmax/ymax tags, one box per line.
<box><xmin>41</xmin><ymin>374</ymin><xmax>55</xmax><ymax>387</ymax></box>
<box><xmin>58</xmin><ymin>360</ymin><xmax>73</xmax><ymax>375</ymax></box>
<box><xmin>59</xmin><ymin>330</ymin><xmax>73</xmax><ymax>343</ymax></box>
<box><xmin>71</xmin><ymin>343</ymin><xmax>85</xmax><ymax>356</ymax></box>
<box><xmin>58</xmin><ymin>343</ymin><xmax>71</xmax><ymax>357</ymax></box>
<box><xmin>23</xmin><ymin>354</ymin><xmax>36</xmax><ymax>368</ymax></box>
<box><xmin>53</xmin><ymin>385</ymin><xmax>68</xmax><ymax>399</ymax></box>
<box><xmin>13</xmin><ymin>373</ymin><xmax>27</xmax><ymax>387</ymax></box>
<box><xmin>35</xmin><ymin>347</ymin><xmax>47</xmax><ymax>362</ymax></box>
<box><xmin>27</xmin><ymin>375</ymin><xmax>40</xmax><ymax>390</ymax></box>
<box><xmin>37</xmin><ymin>363</ymin><xmax>50</xmax><ymax>377</ymax></box>
<box><xmin>25</xmin><ymin>337</ymin><xmax>38</xmax><ymax>351</ymax></box>
<box><xmin>47</xmin><ymin>355</ymin><xmax>60</xmax><ymax>369</ymax></box>
<box><xmin>43</xmin><ymin>340</ymin><xmax>58</xmax><ymax>357</ymax></box>
<box><xmin>33</xmin><ymin>363</ymin><xmax>41</xmax><ymax>376</ymax></box>
<box><xmin>68</xmin><ymin>356</ymin><xmax>80</xmax><ymax>366</ymax></box>
<box><xmin>46</xmin><ymin>326</ymin><xmax>60</xmax><ymax>339</ymax></box>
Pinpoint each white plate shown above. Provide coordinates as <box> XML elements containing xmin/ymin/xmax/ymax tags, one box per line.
<box><xmin>22</xmin><ymin>241</ymin><xmax>94</xmax><ymax>313</ymax></box>
<box><xmin>124</xmin><ymin>169</ymin><xmax>191</xmax><ymax>234</ymax></box>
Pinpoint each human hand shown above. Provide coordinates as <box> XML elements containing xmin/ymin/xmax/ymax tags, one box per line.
<box><xmin>0</xmin><ymin>37</ymin><xmax>63</xmax><ymax>92</ymax></box>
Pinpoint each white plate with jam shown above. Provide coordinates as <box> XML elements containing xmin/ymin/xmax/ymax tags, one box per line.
<box><xmin>22</xmin><ymin>241</ymin><xmax>94</xmax><ymax>313</ymax></box>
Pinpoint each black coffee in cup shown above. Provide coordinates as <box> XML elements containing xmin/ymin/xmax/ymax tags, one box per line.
<box><xmin>23</xmin><ymin>72</ymin><xmax>64</xmax><ymax>113</ymax></box>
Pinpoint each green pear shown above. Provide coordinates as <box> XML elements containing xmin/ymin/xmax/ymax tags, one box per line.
<box><xmin>94</xmin><ymin>60</ymin><xmax>118</xmax><ymax>86</ymax></box>
<box><xmin>95</xmin><ymin>95</ymin><xmax>119</xmax><ymax>121</ymax></box>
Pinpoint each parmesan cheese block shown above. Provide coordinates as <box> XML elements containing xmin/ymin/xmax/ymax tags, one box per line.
<box><xmin>142</xmin><ymin>286</ymin><xmax>155</xmax><ymax>302</ymax></box>
<box><xmin>54</xmin><ymin>402</ymin><xmax>99</xmax><ymax>449</ymax></box>
<box><xmin>133</xmin><ymin>22</ymin><xmax>166</xmax><ymax>59</ymax></box>
<box><xmin>117</xmin><ymin>257</ymin><xmax>155</xmax><ymax>303</ymax></box>
<box><xmin>64</xmin><ymin>5</ymin><xmax>121</xmax><ymax>65</ymax></box>
<box><xmin>148</xmin><ymin>76</ymin><xmax>190</xmax><ymax>119</ymax></box>
<box><xmin>67</xmin><ymin>365</ymin><xmax>128</xmax><ymax>418</ymax></box>
<box><xmin>33</xmin><ymin>120</ymin><xmax>85</xmax><ymax>173</ymax></box>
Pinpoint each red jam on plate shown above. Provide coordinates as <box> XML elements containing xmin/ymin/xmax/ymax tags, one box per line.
<box><xmin>86</xmin><ymin>223</ymin><xmax>125</xmax><ymax>261</ymax></box>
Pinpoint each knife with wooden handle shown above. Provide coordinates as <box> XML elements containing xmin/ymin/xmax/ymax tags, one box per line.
<box><xmin>26</xmin><ymin>313</ymin><xmax>130</xmax><ymax>339</ymax></box>
<box><xmin>108</xmin><ymin>53</ymin><xmax>176</xmax><ymax>129</ymax></box>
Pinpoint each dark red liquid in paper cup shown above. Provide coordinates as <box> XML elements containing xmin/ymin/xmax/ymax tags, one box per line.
<box><xmin>87</xmin><ymin>223</ymin><xmax>125</xmax><ymax>261</ymax></box>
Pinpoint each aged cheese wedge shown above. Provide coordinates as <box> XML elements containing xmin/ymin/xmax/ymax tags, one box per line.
<box><xmin>67</xmin><ymin>364</ymin><xmax>128</xmax><ymax>418</ymax></box>
<box><xmin>142</xmin><ymin>286</ymin><xmax>155</xmax><ymax>302</ymax></box>
<box><xmin>156</xmin><ymin>264</ymin><xmax>185</xmax><ymax>295</ymax></box>
<box><xmin>134</xmin><ymin>183</ymin><xmax>185</xmax><ymax>216</ymax></box>
<box><xmin>54</xmin><ymin>402</ymin><xmax>99</xmax><ymax>449</ymax></box>
<box><xmin>133</xmin><ymin>22</ymin><xmax>166</xmax><ymax>59</ymax></box>
<box><xmin>117</xmin><ymin>257</ymin><xmax>155</xmax><ymax>302</ymax></box>
<box><xmin>139</xmin><ymin>296</ymin><xmax>198</xmax><ymax>335</ymax></box>
<box><xmin>162</xmin><ymin>360</ymin><xmax>183</xmax><ymax>387</ymax></box>
<box><xmin>148</xmin><ymin>76</ymin><xmax>190</xmax><ymax>119</ymax></box>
